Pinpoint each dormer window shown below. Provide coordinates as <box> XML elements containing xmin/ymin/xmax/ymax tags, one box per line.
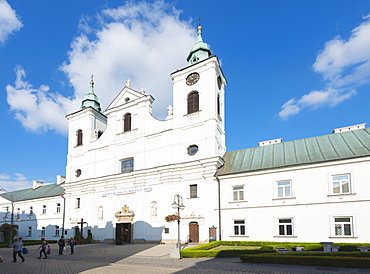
<box><xmin>187</xmin><ymin>91</ymin><xmax>199</xmax><ymax>114</ymax></box>
<box><xmin>124</xmin><ymin>113</ymin><xmax>132</xmax><ymax>132</ymax></box>
<box><xmin>76</xmin><ymin>129</ymin><xmax>83</xmax><ymax>146</ymax></box>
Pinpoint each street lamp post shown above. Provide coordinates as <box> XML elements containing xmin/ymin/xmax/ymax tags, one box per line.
<box><xmin>170</xmin><ymin>194</ymin><xmax>185</xmax><ymax>259</ymax></box>
<box><xmin>7</xmin><ymin>202</ymin><xmax>15</xmax><ymax>248</ymax></box>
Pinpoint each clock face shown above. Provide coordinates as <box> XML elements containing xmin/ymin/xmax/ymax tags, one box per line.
<box><xmin>186</xmin><ymin>72</ymin><xmax>200</xmax><ymax>86</ymax></box>
<box><xmin>217</xmin><ymin>75</ymin><xmax>222</xmax><ymax>90</ymax></box>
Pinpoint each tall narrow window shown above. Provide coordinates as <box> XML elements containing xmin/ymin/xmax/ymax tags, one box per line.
<box><xmin>27</xmin><ymin>226</ymin><xmax>32</xmax><ymax>237</ymax></box>
<box><xmin>56</xmin><ymin>203</ymin><xmax>61</xmax><ymax>213</ymax></box>
<box><xmin>77</xmin><ymin>129</ymin><xmax>83</xmax><ymax>146</ymax></box>
<box><xmin>55</xmin><ymin>226</ymin><xmax>60</xmax><ymax>236</ymax></box>
<box><xmin>41</xmin><ymin>226</ymin><xmax>45</xmax><ymax>236</ymax></box>
<box><xmin>121</xmin><ymin>158</ymin><xmax>134</xmax><ymax>173</ymax></box>
<box><xmin>233</xmin><ymin>185</ymin><xmax>244</xmax><ymax>201</ymax></box>
<box><xmin>42</xmin><ymin>205</ymin><xmax>46</xmax><ymax>214</ymax></box>
<box><xmin>217</xmin><ymin>94</ymin><xmax>220</xmax><ymax>116</ymax></box>
<box><xmin>124</xmin><ymin>113</ymin><xmax>132</xmax><ymax>132</ymax></box>
<box><xmin>29</xmin><ymin>206</ymin><xmax>33</xmax><ymax>215</ymax></box>
<box><xmin>190</xmin><ymin>184</ymin><xmax>198</xmax><ymax>198</ymax></box>
<box><xmin>76</xmin><ymin>198</ymin><xmax>81</xmax><ymax>209</ymax></box>
<box><xmin>278</xmin><ymin>218</ymin><xmax>293</xmax><ymax>236</ymax></box>
<box><xmin>234</xmin><ymin>220</ymin><xmax>246</xmax><ymax>235</ymax></box>
<box><xmin>187</xmin><ymin>91</ymin><xmax>199</xmax><ymax>114</ymax></box>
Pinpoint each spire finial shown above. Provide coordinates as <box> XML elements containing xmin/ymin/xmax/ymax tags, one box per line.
<box><xmin>196</xmin><ymin>17</ymin><xmax>203</xmax><ymax>27</ymax></box>
<box><xmin>90</xmin><ymin>74</ymin><xmax>94</xmax><ymax>86</ymax></box>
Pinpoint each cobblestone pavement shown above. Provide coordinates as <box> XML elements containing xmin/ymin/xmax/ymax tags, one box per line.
<box><xmin>0</xmin><ymin>243</ymin><xmax>369</xmax><ymax>274</ymax></box>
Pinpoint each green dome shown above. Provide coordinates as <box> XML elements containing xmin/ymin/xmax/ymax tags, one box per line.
<box><xmin>81</xmin><ymin>78</ymin><xmax>101</xmax><ymax>112</ymax></box>
<box><xmin>186</xmin><ymin>26</ymin><xmax>212</xmax><ymax>65</ymax></box>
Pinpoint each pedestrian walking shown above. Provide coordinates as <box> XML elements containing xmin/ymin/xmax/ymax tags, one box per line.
<box><xmin>68</xmin><ymin>237</ymin><xmax>76</xmax><ymax>254</ymax></box>
<box><xmin>11</xmin><ymin>238</ymin><xmax>25</xmax><ymax>263</ymax></box>
<box><xmin>46</xmin><ymin>245</ymin><xmax>52</xmax><ymax>258</ymax></box>
<box><xmin>58</xmin><ymin>236</ymin><xmax>65</xmax><ymax>255</ymax></box>
<box><xmin>37</xmin><ymin>238</ymin><xmax>47</xmax><ymax>259</ymax></box>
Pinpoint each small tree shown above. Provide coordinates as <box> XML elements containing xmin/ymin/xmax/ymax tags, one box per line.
<box><xmin>0</xmin><ymin>223</ymin><xmax>18</xmax><ymax>243</ymax></box>
<box><xmin>85</xmin><ymin>231</ymin><xmax>92</xmax><ymax>243</ymax></box>
<box><xmin>75</xmin><ymin>229</ymin><xmax>81</xmax><ymax>241</ymax></box>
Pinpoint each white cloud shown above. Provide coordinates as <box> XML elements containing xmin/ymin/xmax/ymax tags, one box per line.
<box><xmin>6</xmin><ymin>1</ymin><xmax>195</xmax><ymax>134</ymax></box>
<box><xmin>279</xmin><ymin>88</ymin><xmax>356</xmax><ymax>119</ymax></box>
<box><xmin>6</xmin><ymin>66</ymin><xmax>77</xmax><ymax>134</ymax></box>
<box><xmin>0</xmin><ymin>173</ymin><xmax>32</xmax><ymax>192</ymax></box>
<box><xmin>0</xmin><ymin>0</ymin><xmax>23</xmax><ymax>44</ymax></box>
<box><xmin>279</xmin><ymin>16</ymin><xmax>370</xmax><ymax>119</ymax></box>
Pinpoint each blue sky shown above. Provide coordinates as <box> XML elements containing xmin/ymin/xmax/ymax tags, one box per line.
<box><xmin>2</xmin><ymin>0</ymin><xmax>370</xmax><ymax>191</ymax></box>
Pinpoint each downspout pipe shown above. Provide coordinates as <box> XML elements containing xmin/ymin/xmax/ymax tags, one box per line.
<box><xmin>62</xmin><ymin>193</ymin><xmax>66</xmax><ymax>237</ymax></box>
<box><xmin>214</xmin><ymin>157</ymin><xmax>224</xmax><ymax>241</ymax></box>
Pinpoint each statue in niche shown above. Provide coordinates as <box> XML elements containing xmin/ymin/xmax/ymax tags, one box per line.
<box><xmin>150</xmin><ymin>202</ymin><xmax>157</xmax><ymax>216</ymax></box>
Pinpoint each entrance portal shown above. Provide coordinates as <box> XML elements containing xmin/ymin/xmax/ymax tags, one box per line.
<box><xmin>189</xmin><ymin>222</ymin><xmax>199</xmax><ymax>243</ymax></box>
<box><xmin>116</xmin><ymin>223</ymin><xmax>131</xmax><ymax>244</ymax></box>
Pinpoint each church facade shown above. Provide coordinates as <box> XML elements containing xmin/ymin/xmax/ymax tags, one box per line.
<box><xmin>1</xmin><ymin>26</ymin><xmax>370</xmax><ymax>245</ymax></box>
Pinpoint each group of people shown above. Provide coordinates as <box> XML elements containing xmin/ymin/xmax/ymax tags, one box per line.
<box><xmin>11</xmin><ymin>236</ymin><xmax>76</xmax><ymax>263</ymax></box>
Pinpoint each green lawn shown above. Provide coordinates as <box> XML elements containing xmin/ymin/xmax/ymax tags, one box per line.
<box><xmin>211</xmin><ymin>245</ymin><xmax>261</xmax><ymax>250</ymax></box>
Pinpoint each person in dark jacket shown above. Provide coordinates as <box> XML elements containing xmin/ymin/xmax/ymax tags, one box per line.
<box><xmin>58</xmin><ymin>236</ymin><xmax>65</xmax><ymax>255</ymax></box>
<box><xmin>37</xmin><ymin>238</ymin><xmax>47</xmax><ymax>259</ymax></box>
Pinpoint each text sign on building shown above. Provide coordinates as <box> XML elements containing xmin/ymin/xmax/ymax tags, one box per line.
<box><xmin>102</xmin><ymin>187</ymin><xmax>152</xmax><ymax>197</ymax></box>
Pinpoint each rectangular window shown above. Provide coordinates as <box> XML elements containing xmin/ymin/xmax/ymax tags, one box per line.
<box><xmin>121</xmin><ymin>158</ymin><xmax>134</xmax><ymax>173</ymax></box>
<box><xmin>190</xmin><ymin>184</ymin><xmax>197</xmax><ymax>198</ymax></box>
<box><xmin>234</xmin><ymin>220</ymin><xmax>246</xmax><ymax>235</ymax></box>
<box><xmin>56</xmin><ymin>203</ymin><xmax>61</xmax><ymax>213</ymax></box>
<box><xmin>164</xmin><ymin>228</ymin><xmax>169</xmax><ymax>234</ymax></box>
<box><xmin>334</xmin><ymin>217</ymin><xmax>353</xmax><ymax>237</ymax></box>
<box><xmin>277</xmin><ymin>180</ymin><xmax>292</xmax><ymax>198</ymax></box>
<box><xmin>76</xmin><ymin>198</ymin><xmax>80</xmax><ymax>209</ymax></box>
<box><xmin>27</xmin><ymin>227</ymin><xmax>32</xmax><ymax>237</ymax></box>
<box><xmin>29</xmin><ymin>206</ymin><xmax>33</xmax><ymax>215</ymax></box>
<box><xmin>55</xmin><ymin>226</ymin><xmax>60</xmax><ymax>236</ymax></box>
<box><xmin>332</xmin><ymin>174</ymin><xmax>351</xmax><ymax>194</ymax></box>
<box><xmin>42</xmin><ymin>205</ymin><xmax>46</xmax><ymax>214</ymax></box>
<box><xmin>233</xmin><ymin>186</ymin><xmax>244</xmax><ymax>201</ymax></box>
<box><xmin>41</xmin><ymin>227</ymin><xmax>45</xmax><ymax>236</ymax></box>
<box><xmin>278</xmin><ymin>218</ymin><xmax>293</xmax><ymax>236</ymax></box>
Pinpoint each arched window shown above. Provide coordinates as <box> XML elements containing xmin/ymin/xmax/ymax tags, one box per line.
<box><xmin>187</xmin><ymin>91</ymin><xmax>199</xmax><ymax>114</ymax></box>
<box><xmin>77</xmin><ymin>129</ymin><xmax>83</xmax><ymax>146</ymax></box>
<box><xmin>98</xmin><ymin>206</ymin><xmax>103</xmax><ymax>220</ymax></box>
<box><xmin>124</xmin><ymin>113</ymin><xmax>131</xmax><ymax>132</ymax></box>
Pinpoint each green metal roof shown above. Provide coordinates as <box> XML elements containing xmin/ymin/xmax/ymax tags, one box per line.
<box><xmin>0</xmin><ymin>184</ymin><xmax>64</xmax><ymax>202</ymax></box>
<box><xmin>186</xmin><ymin>26</ymin><xmax>211</xmax><ymax>65</ymax></box>
<box><xmin>217</xmin><ymin>128</ymin><xmax>370</xmax><ymax>176</ymax></box>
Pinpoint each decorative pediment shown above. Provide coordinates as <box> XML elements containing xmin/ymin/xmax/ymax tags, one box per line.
<box><xmin>106</xmin><ymin>86</ymin><xmax>146</xmax><ymax>111</ymax></box>
<box><xmin>115</xmin><ymin>204</ymin><xmax>135</xmax><ymax>222</ymax></box>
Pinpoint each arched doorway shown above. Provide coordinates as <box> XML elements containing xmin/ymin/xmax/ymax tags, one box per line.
<box><xmin>188</xmin><ymin>222</ymin><xmax>199</xmax><ymax>243</ymax></box>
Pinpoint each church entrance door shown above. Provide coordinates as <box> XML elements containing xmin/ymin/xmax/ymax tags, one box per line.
<box><xmin>115</xmin><ymin>223</ymin><xmax>131</xmax><ymax>244</ymax></box>
<box><xmin>189</xmin><ymin>222</ymin><xmax>199</xmax><ymax>243</ymax></box>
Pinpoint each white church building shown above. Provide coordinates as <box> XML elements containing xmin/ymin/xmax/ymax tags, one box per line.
<box><xmin>1</xmin><ymin>26</ymin><xmax>370</xmax><ymax>245</ymax></box>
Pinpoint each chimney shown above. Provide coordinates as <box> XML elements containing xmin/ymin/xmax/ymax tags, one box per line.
<box><xmin>258</xmin><ymin>138</ymin><xmax>282</xmax><ymax>147</ymax></box>
<box><xmin>56</xmin><ymin>175</ymin><xmax>66</xmax><ymax>185</ymax></box>
<box><xmin>32</xmin><ymin>180</ymin><xmax>44</xmax><ymax>189</ymax></box>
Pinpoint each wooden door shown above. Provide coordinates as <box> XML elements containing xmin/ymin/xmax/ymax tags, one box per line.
<box><xmin>189</xmin><ymin>222</ymin><xmax>199</xmax><ymax>243</ymax></box>
<box><xmin>115</xmin><ymin>223</ymin><xmax>131</xmax><ymax>244</ymax></box>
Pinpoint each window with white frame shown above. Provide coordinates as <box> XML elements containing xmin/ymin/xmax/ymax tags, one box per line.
<box><xmin>27</xmin><ymin>226</ymin><xmax>32</xmax><ymax>237</ymax></box>
<box><xmin>233</xmin><ymin>220</ymin><xmax>246</xmax><ymax>235</ymax></box>
<box><xmin>55</xmin><ymin>226</ymin><xmax>60</xmax><ymax>236</ymax></box>
<box><xmin>56</xmin><ymin>203</ymin><xmax>61</xmax><ymax>213</ymax></box>
<box><xmin>190</xmin><ymin>184</ymin><xmax>198</xmax><ymax>198</ymax></box>
<box><xmin>41</xmin><ymin>226</ymin><xmax>45</xmax><ymax>236</ymax></box>
<box><xmin>331</xmin><ymin>174</ymin><xmax>351</xmax><ymax>194</ymax></box>
<box><xmin>121</xmin><ymin>158</ymin><xmax>134</xmax><ymax>173</ymax></box>
<box><xmin>276</xmin><ymin>180</ymin><xmax>292</xmax><ymax>198</ymax></box>
<box><xmin>333</xmin><ymin>217</ymin><xmax>353</xmax><ymax>237</ymax></box>
<box><xmin>232</xmin><ymin>185</ymin><xmax>244</xmax><ymax>201</ymax></box>
<box><xmin>278</xmin><ymin>218</ymin><xmax>293</xmax><ymax>236</ymax></box>
<box><xmin>42</xmin><ymin>205</ymin><xmax>46</xmax><ymax>214</ymax></box>
<box><xmin>29</xmin><ymin>206</ymin><xmax>33</xmax><ymax>215</ymax></box>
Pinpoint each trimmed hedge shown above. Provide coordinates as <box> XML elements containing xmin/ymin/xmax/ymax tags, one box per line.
<box><xmin>181</xmin><ymin>249</ymin><xmax>274</xmax><ymax>258</ymax></box>
<box><xmin>240</xmin><ymin>253</ymin><xmax>370</xmax><ymax>268</ymax></box>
